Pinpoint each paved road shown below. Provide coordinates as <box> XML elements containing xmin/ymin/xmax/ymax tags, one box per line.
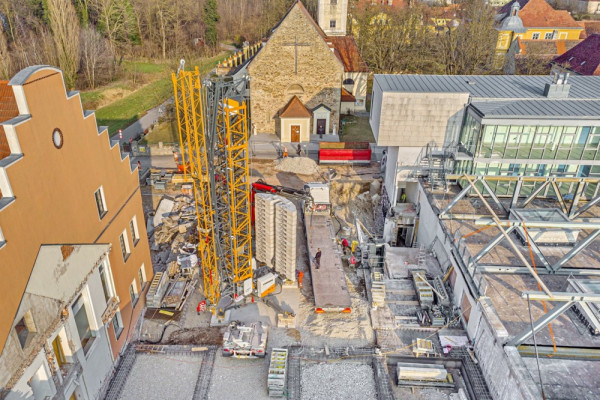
<box><xmin>111</xmin><ymin>99</ymin><xmax>171</xmax><ymax>144</ymax></box>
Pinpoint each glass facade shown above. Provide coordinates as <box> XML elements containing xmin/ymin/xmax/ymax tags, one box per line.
<box><xmin>456</xmin><ymin>112</ymin><xmax>600</xmax><ymax>197</ymax></box>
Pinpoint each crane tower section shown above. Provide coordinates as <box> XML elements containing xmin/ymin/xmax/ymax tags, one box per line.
<box><xmin>172</xmin><ymin>69</ymin><xmax>252</xmax><ymax>307</ymax></box>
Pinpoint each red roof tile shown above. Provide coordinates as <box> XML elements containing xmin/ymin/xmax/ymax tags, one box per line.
<box><xmin>499</xmin><ymin>0</ymin><xmax>582</xmax><ymax>29</ymax></box>
<box><xmin>341</xmin><ymin>87</ymin><xmax>356</xmax><ymax>102</ymax></box>
<box><xmin>280</xmin><ymin>95</ymin><xmax>312</xmax><ymax>118</ymax></box>
<box><xmin>553</xmin><ymin>34</ymin><xmax>600</xmax><ymax>75</ymax></box>
<box><xmin>326</xmin><ymin>36</ymin><xmax>370</xmax><ymax>72</ymax></box>
<box><xmin>582</xmin><ymin>21</ymin><xmax>600</xmax><ymax>39</ymax></box>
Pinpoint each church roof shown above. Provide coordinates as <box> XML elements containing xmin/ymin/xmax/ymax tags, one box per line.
<box><xmin>341</xmin><ymin>87</ymin><xmax>356</xmax><ymax>102</ymax></box>
<box><xmin>326</xmin><ymin>36</ymin><xmax>370</xmax><ymax>72</ymax></box>
<box><xmin>280</xmin><ymin>96</ymin><xmax>312</xmax><ymax>118</ymax></box>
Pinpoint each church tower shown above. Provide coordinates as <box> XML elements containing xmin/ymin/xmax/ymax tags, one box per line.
<box><xmin>317</xmin><ymin>0</ymin><xmax>348</xmax><ymax>36</ymax></box>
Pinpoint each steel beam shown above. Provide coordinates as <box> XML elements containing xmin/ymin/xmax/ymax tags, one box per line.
<box><xmin>477</xmin><ymin>265</ymin><xmax>600</xmax><ymax>276</ymax></box>
<box><xmin>511</xmin><ymin>178</ymin><xmax>523</xmax><ymax>210</ymax></box>
<box><xmin>520</xmin><ymin>181</ymin><xmax>549</xmax><ymax>208</ymax></box>
<box><xmin>517</xmin><ymin>226</ymin><xmax>552</xmax><ymax>271</ymax></box>
<box><xmin>551</xmin><ymin>181</ymin><xmax>568</xmax><ymax>214</ymax></box>
<box><xmin>568</xmin><ymin>180</ymin><xmax>586</xmax><ymax>218</ymax></box>
<box><xmin>571</xmin><ymin>193</ymin><xmax>600</xmax><ymax>219</ymax></box>
<box><xmin>463</xmin><ymin>174</ymin><xmax>552</xmax><ymax>295</ymax></box>
<box><xmin>474</xmin><ymin>219</ymin><xmax>600</xmax><ymax>229</ymax></box>
<box><xmin>469</xmin><ymin>227</ymin><xmax>516</xmax><ymax>266</ymax></box>
<box><xmin>446</xmin><ymin>174</ymin><xmax>600</xmax><ymax>184</ymax></box>
<box><xmin>439</xmin><ymin>214</ymin><xmax>490</xmax><ymax>220</ymax></box>
<box><xmin>439</xmin><ymin>180</ymin><xmax>474</xmax><ymax>217</ymax></box>
<box><xmin>507</xmin><ymin>300</ymin><xmax>574</xmax><ymax>346</ymax></box>
<box><xmin>521</xmin><ymin>291</ymin><xmax>600</xmax><ymax>302</ymax></box>
<box><xmin>551</xmin><ymin>229</ymin><xmax>600</xmax><ymax>272</ymax></box>
<box><xmin>517</xmin><ymin>345</ymin><xmax>600</xmax><ymax>360</ymax></box>
<box><xmin>481</xmin><ymin>178</ymin><xmax>508</xmax><ymax>215</ymax></box>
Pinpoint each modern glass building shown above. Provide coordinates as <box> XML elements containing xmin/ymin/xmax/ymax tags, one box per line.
<box><xmin>370</xmin><ymin>73</ymin><xmax>600</xmax><ymax>207</ymax></box>
<box><xmin>455</xmin><ymin>98</ymin><xmax>600</xmax><ymax>197</ymax></box>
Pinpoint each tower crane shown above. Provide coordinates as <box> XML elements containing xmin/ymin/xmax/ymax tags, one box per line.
<box><xmin>172</xmin><ymin>66</ymin><xmax>253</xmax><ymax>310</ymax></box>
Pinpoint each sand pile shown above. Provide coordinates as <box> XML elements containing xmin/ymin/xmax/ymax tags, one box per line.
<box><xmin>273</xmin><ymin>157</ymin><xmax>318</xmax><ymax>175</ymax></box>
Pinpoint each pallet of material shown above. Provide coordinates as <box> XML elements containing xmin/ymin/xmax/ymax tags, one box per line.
<box><xmin>146</xmin><ymin>272</ymin><xmax>169</xmax><ymax>309</ymax></box>
<box><xmin>268</xmin><ymin>348</ymin><xmax>288</xmax><ymax>397</ymax></box>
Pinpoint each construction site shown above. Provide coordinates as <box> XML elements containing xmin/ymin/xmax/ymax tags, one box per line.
<box><xmin>86</xmin><ymin>67</ymin><xmax>489</xmax><ymax>400</ymax></box>
<box><xmin>94</xmin><ymin>67</ymin><xmax>600</xmax><ymax>400</ymax></box>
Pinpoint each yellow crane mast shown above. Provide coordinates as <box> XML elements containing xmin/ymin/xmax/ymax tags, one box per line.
<box><xmin>172</xmin><ymin>66</ymin><xmax>252</xmax><ymax>308</ymax></box>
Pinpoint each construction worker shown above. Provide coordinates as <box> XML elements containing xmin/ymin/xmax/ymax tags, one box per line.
<box><xmin>350</xmin><ymin>255</ymin><xmax>356</xmax><ymax>268</ymax></box>
<box><xmin>401</xmin><ymin>190</ymin><xmax>407</xmax><ymax>203</ymax></box>
<box><xmin>315</xmin><ymin>248</ymin><xmax>322</xmax><ymax>269</ymax></box>
<box><xmin>283</xmin><ymin>147</ymin><xmax>288</xmax><ymax>158</ymax></box>
<box><xmin>341</xmin><ymin>238</ymin><xmax>349</xmax><ymax>255</ymax></box>
<box><xmin>137</xmin><ymin>161</ymin><xmax>142</xmax><ymax>171</ymax></box>
<box><xmin>297</xmin><ymin>144</ymin><xmax>302</xmax><ymax>156</ymax></box>
<box><xmin>296</xmin><ymin>269</ymin><xmax>304</xmax><ymax>288</ymax></box>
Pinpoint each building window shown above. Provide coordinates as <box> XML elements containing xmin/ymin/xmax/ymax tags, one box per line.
<box><xmin>129</xmin><ymin>280</ymin><xmax>139</xmax><ymax>307</ymax></box>
<box><xmin>15</xmin><ymin>310</ymin><xmax>37</xmax><ymax>349</ymax></box>
<box><xmin>330</xmin><ymin>20</ymin><xmax>336</xmax><ymax>28</ymax></box>
<box><xmin>330</xmin><ymin>0</ymin><xmax>337</xmax><ymax>4</ymax></box>
<box><xmin>0</xmin><ymin>225</ymin><xmax>5</xmax><ymax>249</ymax></box>
<box><xmin>531</xmin><ymin>32</ymin><xmax>540</xmax><ymax>40</ymax></box>
<box><xmin>98</xmin><ymin>260</ymin><xmax>115</xmax><ymax>302</ymax></box>
<box><xmin>130</xmin><ymin>216</ymin><xmax>140</xmax><ymax>247</ymax></box>
<box><xmin>119</xmin><ymin>230</ymin><xmax>131</xmax><ymax>262</ymax></box>
<box><xmin>544</xmin><ymin>32</ymin><xmax>553</xmax><ymax>40</ymax></box>
<box><xmin>112</xmin><ymin>310</ymin><xmax>124</xmax><ymax>339</ymax></box>
<box><xmin>72</xmin><ymin>294</ymin><xmax>95</xmax><ymax>355</ymax></box>
<box><xmin>94</xmin><ymin>187</ymin><xmax>107</xmax><ymax>219</ymax></box>
<box><xmin>51</xmin><ymin>335</ymin><xmax>66</xmax><ymax>368</ymax></box>
<box><xmin>138</xmin><ymin>264</ymin><xmax>147</xmax><ymax>290</ymax></box>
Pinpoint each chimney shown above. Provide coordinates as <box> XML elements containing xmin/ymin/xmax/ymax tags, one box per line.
<box><xmin>544</xmin><ymin>72</ymin><xmax>571</xmax><ymax>99</ymax></box>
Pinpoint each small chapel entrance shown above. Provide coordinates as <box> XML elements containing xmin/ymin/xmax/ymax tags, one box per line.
<box><xmin>316</xmin><ymin>119</ymin><xmax>326</xmax><ymax>135</ymax></box>
<box><xmin>279</xmin><ymin>95</ymin><xmax>312</xmax><ymax>143</ymax></box>
<box><xmin>291</xmin><ymin>125</ymin><xmax>300</xmax><ymax>142</ymax></box>
<box><xmin>312</xmin><ymin>105</ymin><xmax>331</xmax><ymax>136</ymax></box>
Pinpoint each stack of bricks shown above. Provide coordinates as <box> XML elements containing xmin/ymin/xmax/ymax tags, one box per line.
<box><xmin>255</xmin><ymin>193</ymin><xmax>280</xmax><ymax>268</ymax></box>
<box><xmin>274</xmin><ymin>198</ymin><xmax>297</xmax><ymax>282</ymax></box>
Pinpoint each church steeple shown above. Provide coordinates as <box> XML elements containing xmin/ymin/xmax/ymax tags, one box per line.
<box><xmin>317</xmin><ymin>0</ymin><xmax>348</xmax><ymax>36</ymax></box>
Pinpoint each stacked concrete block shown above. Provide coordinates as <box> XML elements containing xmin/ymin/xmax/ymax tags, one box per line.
<box><xmin>274</xmin><ymin>198</ymin><xmax>297</xmax><ymax>281</ymax></box>
<box><xmin>255</xmin><ymin>194</ymin><xmax>280</xmax><ymax>268</ymax></box>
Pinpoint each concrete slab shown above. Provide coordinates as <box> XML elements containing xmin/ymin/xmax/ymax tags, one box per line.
<box><xmin>153</xmin><ymin>196</ymin><xmax>175</xmax><ymax>227</ymax></box>
<box><xmin>305</xmin><ymin>214</ymin><xmax>352</xmax><ymax>310</ymax></box>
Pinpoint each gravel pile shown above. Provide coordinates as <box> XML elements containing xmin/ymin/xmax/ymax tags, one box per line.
<box><xmin>301</xmin><ymin>362</ymin><xmax>376</xmax><ymax>400</ymax></box>
<box><xmin>118</xmin><ymin>354</ymin><xmax>202</xmax><ymax>400</ymax></box>
<box><xmin>208</xmin><ymin>355</ymin><xmax>271</xmax><ymax>399</ymax></box>
<box><xmin>274</xmin><ymin>157</ymin><xmax>318</xmax><ymax>175</ymax></box>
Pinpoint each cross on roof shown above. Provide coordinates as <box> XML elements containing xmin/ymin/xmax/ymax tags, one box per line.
<box><xmin>282</xmin><ymin>36</ymin><xmax>310</xmax><ymax>75</ymax></box>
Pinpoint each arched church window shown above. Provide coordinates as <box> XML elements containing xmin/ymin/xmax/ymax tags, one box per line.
<box><xmin>343</xmin><ymin>78</ymin><xmax>355</xmax><ymax>85</ymax></box>
<box><xmin>286</xmin><ymin>84</ymin><xmax>305</xmax><ymax>95</ymax></box>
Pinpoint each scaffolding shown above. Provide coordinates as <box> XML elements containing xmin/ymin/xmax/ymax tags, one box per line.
<box><xmin>172</xmin><ymin>69</ymin><xmax>252</xmax><ymax>307</ymax></box>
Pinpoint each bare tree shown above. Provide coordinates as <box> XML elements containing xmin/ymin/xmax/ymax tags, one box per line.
<box><xmin>0</xmin><ymin>28</ymin><xmax>11</xmax><ymax>79</ymax></box>
<box><xmin>47</xmin><ymin>0</ymin><xmax>81</xmax><ymax>88</ymax></box>
<box><xmin>80</xmin><ymin>26</ymin><xmax>113</xmax><ymax>88</ymax></box>
<box><xmin>437</xmin><ymin>0</ymin><xmax>497</xmax><ymax>74</ymax></box>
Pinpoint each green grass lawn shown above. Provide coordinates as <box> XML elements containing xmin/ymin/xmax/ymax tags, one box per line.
<box><xmin>92</xmin><ymin>54</ymin><xmax>228</xmax><ymax>135</ymax></box>
<box><xmin>140</xmin><ymin>119</ymin><xmax>179</xmax><ymax>145</ymax></box>
<box><xmin>340</xmin><ymin>115</ymin><xmax>375</xmax><ymax>143</ymax></box>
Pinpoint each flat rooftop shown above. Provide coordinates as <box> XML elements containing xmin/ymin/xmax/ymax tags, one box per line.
<box><xmin>427</xmin><ymin>184</ymin><xmax>600</xmax><ymax>349</ymax></box>
<box><xmin>373</xmin><ymin>74</ymin><xmax>600</xmax><ymax>99</ymax></box>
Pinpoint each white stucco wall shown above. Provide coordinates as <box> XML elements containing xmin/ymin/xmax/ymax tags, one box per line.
<box><xmin>312</xmin><ymin>107</ymin><xmax>331</xmax><ymax>135</ymax></box>
<box><xmin>318</xmin><ymin>0</ymin><xmax>348</xmax><ymax>36</ymax></box>
<box><xmin>343</xmin><ymin>71</ymin><xmax>368</xmax><ymax>111</ymax></box>
<box><xmin>280</xmin><ymin>117</ymin><xmax>311</xmax><ymax>142</ymax></box>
